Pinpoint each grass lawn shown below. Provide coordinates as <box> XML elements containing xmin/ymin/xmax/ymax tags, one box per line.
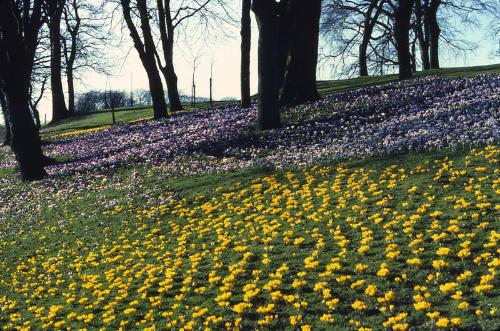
<box><xmin>40</xmin><ymin>107</ymin><xmax>154</xmax><ymax>137</ymax></box>
<box><xmin>40</xmin><ymin>101</ymin><xmax>231</xmax><ymax>137</ymax></box>
<box><xmin>0</xmin><ymin>145</ymin><xmax>498</xmax><ymax>330</ymax></box>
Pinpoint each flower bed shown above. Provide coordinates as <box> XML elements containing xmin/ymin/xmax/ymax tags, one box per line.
<box><xmin>29</xmin><ymin>75</ymin><xmax>498</xmax><ymax>177</ymax></box>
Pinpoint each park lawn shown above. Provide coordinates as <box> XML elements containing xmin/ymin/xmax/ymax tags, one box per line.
<box><xmin>29</xmin><ymin>63</ymin><xmax>500</xmax><ymax>138</ymax></box>
<box><xmin>39</xmin><ymin>107</ymin><xmax>154</xmax><ymax>137</ymax></box>
<box><xmin>0</xmin><ymin>145</ymin><xmax>498</xmax><ymax>330</ymax></box>
<box><xmin>39</xmin><ymin>101</ymin><xmax>231</xmax><ymax>138</ymax></box>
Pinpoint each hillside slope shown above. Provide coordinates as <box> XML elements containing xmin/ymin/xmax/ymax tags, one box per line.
<box><xmin>31</xmin><ymin>63</ymin><xmax>500</xmax><ymax>137</ymax></box>
<box><xmin>0</xmin><ymin>70</ymin><xmax>498</xmax><ymax>330</ymax></box>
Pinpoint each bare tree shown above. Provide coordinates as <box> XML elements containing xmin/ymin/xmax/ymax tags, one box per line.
<box><xmin>28</xmin><ymin>25</ymin><xmax>53</xmax><ymax>127</ymax></box>
<box><xmin>0</xmin><ymin>0</ymin><xmax>49</xmax><ymax>180</ymax></box>
<box><xmin>136</xmin><ymin>89</ymin><xmax>153</xmax><ymax>106</ymax></box>
<box><xmin>321</xmin><ymin>0</ymin><xmax>392</xmax><ymax>77</ymax></box>
<box><xmin>154</xmin><ymin>0</ymin><xmax>236</xmax><ymax>112</ymax></box>
<box><xmin>321</xmin><ymin>0</ymin><xmax>496</xmax><ymax>77</ymax></box>
<box><xmin>121</xmin><ymin>0</ymin><xmax>169</xmax><ymax>119</ymax></box>
<box><xmin>62</xmin><ymin>0</ymin><xmax>81</xmax><ymax>115</ymax></box>
<box><xmin>414</xmin><ymin>0</ymin><xmax>430</xmax><ymax>69</ymax></box>
<box><xmin>437</xmin><ymin>0</ymin><xmax>499</xmax><ymax>67</ymax></box>
<box><xmin>190</xmin><ymin>51</ymin><xmax>202</xmax><ymax>108</ymax></box>
<box><xmin>47</xmin><ymin>0</ymin><xmax>69</xmax><ymax>122</ymax></box>
<box><xmin>360</xmin><ymin>0</ymin><xmax>386</xmax><ymax>76</ymax></box>
<box><xmin>62</xmin><ymin>0</ymin><xmax>113</xmax><ymax>115</ymax></box>
<box><xmin>29</xmin><ymin>74</ymin><xmax>49</xmax><ymax>129</ymax></box>
<box><xmin>209</xmin><ymin>58</ymin><xmax>214</xmax><ymax>107</ymax></box>
<box><xmin>486</xmin><ymin>11</ymin><xmax>500</xmax><ymax>58</ymax></box>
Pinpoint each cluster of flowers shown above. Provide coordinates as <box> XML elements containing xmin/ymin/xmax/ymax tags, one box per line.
<box><xmin>1</xmin><ymin>146</ymin><xmax>498</xmax><ymax>330</ymax></box>
<box><xmin>9</xmin><ymin>74</ymin><xmax>494</xmax><ymax>177</ymax></box>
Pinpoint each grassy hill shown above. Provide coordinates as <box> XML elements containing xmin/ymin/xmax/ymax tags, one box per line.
<box><xmin>317</xmin><ymin>63</ymin><xmax>500</xmax><ymax>95</ymax></box>
<box><xmin>0</xmin><ymin>64</ymin><xmax>498</xmax><ymax>138</ymax></box>
<box><xmin>34</xmin><ymin>63</ymin><xmax>500</xmax><ymax>137</ymax></box>
<box><xmin>0</xmin><ymin>65</ymin><xmax>498</xmax><ymax>330</ymax></box>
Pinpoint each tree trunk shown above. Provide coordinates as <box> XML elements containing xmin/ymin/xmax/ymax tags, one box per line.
<box><xmin>161</xmin><ymin>41</ymin><xmax>183</xmax><ymax>112</ymax></box>
<box><xmin>146</xmin><ymin>59</ymin><xmax>168</xmax><ymax>119</ymax></box>
<box><xmin>279</xmin><ymin>0</ymin><xmax>321</xmax><ymax>107</ymax></box>
<box><xmin>192</xmin><ymin>82</ymin><xmax>196</xmax><ymax>108</ymax></box>
<box><xmin>359</xmin><ymin>0</ymin><xmax>383</xmax><ymax>77</ymax></box>
<box><xmin>209</xmin><ymin>77</ymin><xmax>213</xmax><ymax>107</ymax></box>
<box><xmin>427</xmin><ymin>0</ymin><xmax>440</xmax><ymax>69</ymax></box>
<box><xmin>252</xmin><ymin>0</ymin><xmax>281</xmax><ymax>130</ymax></box>
<box><xmin>63</xmin><ymin>0</ymin><xmax>80</xmax><ymax>115</ymax></box>
<box><xmin>157</xmin><ymin>0</ymin><xmax>183</xmax><ymax>112</ymax></box>
<box><xmin>415</xmin><ymin>0</ymin><xmax>430</xmax><ymax>70</ymax></box>
<box><xmin>31</xmin><ymin>106</ymin><xmax>42</xmax><ymax>130</ymax></box>
<box><xmin>359</xmin><ymin>41</ymin><xmax>369</xmax><ymax>77</ymax></box>
<box><xmin>3</xmin><ymin>70</ymin><xmax>47</xmax><ymax>180</ymax></box>
<box><xmin>240</xmin><ymin>0</ymin><xmax>252</xmax><ymax>108</ymax></box>
<box><xmin>49</xmin><ymin>2</ymin><xmax>69</xmax><ymax>122</ymax></box>
<box><xmin>7</xmin><ymin>94</ymin><xmax>47</xmax><ymax>180</ymax></box>
<box><xmin>411</xmin><ymin>38</ymin><xmax>417</xmax><ymax>73</ymax></box>
<box><xmin>277</xmin><ymin>0</ymin><xmax>292</xmax><ymax>87</ymax></box>
<box><xmin>67</xmin><ymin>67</ymin><xmax>76</xmax><ymax>114</ymax></box>
<box><xmin>394</xmin><ymin>0</ymin><xmax>414</xmax><ymax>80</ymax></box>
<box><xmin>122</xmin><ymin>0</ymin><xmax>168</xmax><ymax>119</ymax></box>
<box><xmin>0</xmin><ymin>88</ymin><xmax>11</xmax><ymax>146</ymax></box>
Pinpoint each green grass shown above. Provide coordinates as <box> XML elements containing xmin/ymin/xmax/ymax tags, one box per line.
<box><xmin>40</xmin><ymin>101</ymin><xmax>232</xmax><ymax>137</ymax></box>
<box><xmin>0</xmin><ymin>145</ymin><xmax>498</xmax><ymax>330</ymax></box>
<box><xmin>40</xmin><ymin>107</ymin><xmax>154</xmax><ymax>136</ymax></box>
<box><xmin>0</xmin><ymin>65</ymin><xmax>498</xmax><ymax>329</ymax></box>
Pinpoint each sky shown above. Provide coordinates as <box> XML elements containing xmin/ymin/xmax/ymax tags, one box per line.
<box><xmin>26</xmin><ymin>5</ymin><xmax>500</xmax><ymax>124</ymax></box>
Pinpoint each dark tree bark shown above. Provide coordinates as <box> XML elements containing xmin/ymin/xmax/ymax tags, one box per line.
<box><xmin>29</xmin><ymin>75</ymin><xmax>48</xmax><ymax>130</ymax></box>
<box><xmin>394</xmin><ymin>0</ymin><xmax>415</xmax><ymax>80</ymax></box>
<box><xmin>5</xmin><ymin>82</ymin><xmax>47</xmax><ymax>180</ymax></box>
<box><xmin>359</xmin><ymin>0</ymin><xmax>385</xmax><ymax>76</ymax></box>
<box><xmin>66</xmin><ymin>65</ymin><xmax>76</xmax><ymax>114</ymax></box>
<box><xmin>156</xmin><ymin>0</ymin><xmax>183</xmax><ymax>112</ymax></box>
<box><xmin>122</xmin><ymin>0</ymin><xmax>168</xmax><ymax>119</ymax></box>
<box><xmin>63</xmin><ymin>0</ymin><xmax>81</xmax><ymax>115</ymax></box>
<box><xmin>277</xmin><ymin>0</ymin><xmax>292</xmax><ymax>88</ymax></box>
<box><xmin>0</xmin><ymin>0</ymin><xmax>48</xmax><ymax>180</ymax></box>
<box><xmin>0</xmin><ymin>87</ymin><xmax>11</xmax><ymax>146</ymax></box>
<box><xmin>252</xmin><ymin>0</ymin><xmax>281</xmax><ymax>130</ymax></box>
<box><xmin>48</xmin><ymin>0</ymin><xmax>69</xmax><ymax>122</ymax></box>
<box><xmin>359</xmin><ymin>44</ymin><xmax>369</xmax><ymax>77</ymax></box>
<box><xmin>427</xmin><ymin>0</ymin><xmax>441</xmax><ymax>69</ymax></box>
<box><xmin>411</xmin><ymin>37</ymin><xmax>417</xmax><ymax>73</ymax></box>
<box><xmin>415</xmin><ymin>0</ymin><xmax>431</xmax><ymax>70</ymax></box>
<box><xmin>279</xmin><ymin>0</ymin><xmax>322</xmax><ymax>107</ymax></box>
<box><xmin>32</xmin><ymin>107</ymin><xmax>42</xmax><ymax>130</ymax></box>
<box><xmin>240</xmin><ymin>0</ymin><xmax>252</xmax><ymax>108</ymax></box>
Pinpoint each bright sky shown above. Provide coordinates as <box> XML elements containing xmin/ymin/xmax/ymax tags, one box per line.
<box><xmin>29</xmin><ymin>8</ymin><xmax>500</xmax><ymax>124</ymax></box>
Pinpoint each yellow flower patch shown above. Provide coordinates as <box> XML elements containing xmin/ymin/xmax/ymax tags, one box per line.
<box><xmin>0</xmin><ymin>146</ymin><xmax>498</xmax><ymax>329</ymax></box>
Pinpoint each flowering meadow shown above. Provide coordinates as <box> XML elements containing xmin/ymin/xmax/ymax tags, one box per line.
<box><xmin>0</xmin><ymin>75</ymin><xmax>499</xmax><ymax>330</ymax></box>
<box><xmin>1</xmin><ymin>75</ymin><xmax>496</xmax><ymax>178</ymax></box>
